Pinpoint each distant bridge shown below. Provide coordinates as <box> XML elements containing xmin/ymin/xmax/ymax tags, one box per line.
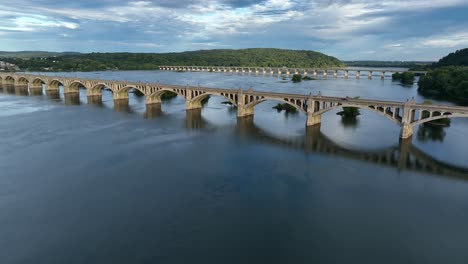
<box><xmin>159</xmin><ymin>66</ymin><xmax>427</xmax><ymax>79</ymax></box>
<box><xmin>1</xmin><ymin>73</ymin><xmax>466</xmax><ymax>140</ymax></box>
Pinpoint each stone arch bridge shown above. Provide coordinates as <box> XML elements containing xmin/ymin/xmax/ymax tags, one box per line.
<box><xmin>159</xmin><ymin>66</ymin><xmax>427</xmax><ymax>79</ymax></box>
<box><xmin>1</xmin><ymin>73</ymin><xmax>467</xmax><ymax>140</ymax></box>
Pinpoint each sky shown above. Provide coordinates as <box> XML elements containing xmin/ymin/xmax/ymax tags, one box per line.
<box><xmin>0</xmin><ymin>0</ymin><xmax>467</xmax><ymax>61</ymax></box>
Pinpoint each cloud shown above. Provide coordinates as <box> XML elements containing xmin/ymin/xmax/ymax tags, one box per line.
<box><xmin>0</xmin><ymin>0</ymin><xmax>467</xmax><ymax>60</ymax></box>
<box><xmin>421</xmin><ymin>32</ymin><xmax>468</xmax><ymax>48</ymax></box>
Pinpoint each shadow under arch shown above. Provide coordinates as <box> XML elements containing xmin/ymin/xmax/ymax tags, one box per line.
<box><xmin>236</xmin><ymin>117</ymin><xmax>468</xmax><ymax>181</ymax></box>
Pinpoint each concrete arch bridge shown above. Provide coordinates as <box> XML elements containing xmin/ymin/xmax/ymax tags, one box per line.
<box><xmin>1</xmin><ymin>73</ymin><xmax>467</xmax><ymax>140</ymax></box>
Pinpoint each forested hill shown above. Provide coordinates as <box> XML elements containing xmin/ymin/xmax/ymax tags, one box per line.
<box><xmin>417</xmin><ymin>48</ymin><xmax>468</xmax><ymax>104</ymax></box>
<box><xmin>432</xmin><ymin>48</ymin><xmax>468</xmax><ymax>67</ymax></box>
<box><xmin>0</xmin><ymin>51</ymin><xmax>80</xmax><ymax>58</ymax></box>
<box><xmin>1</xmin><ymin>48</ymin><xmax>344</xmax><ymax>72</ymax></box>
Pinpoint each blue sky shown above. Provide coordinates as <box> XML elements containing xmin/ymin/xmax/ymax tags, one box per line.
<box><xmin>0</xmin><ymin>0</ymin><xmax>467</xmax><ymax>60</ymax></box>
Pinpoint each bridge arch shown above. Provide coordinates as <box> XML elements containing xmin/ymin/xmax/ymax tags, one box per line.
<box><xmin>66</xmin><ymin>80</ymin><xmax>88</xmax><ymax>93</ymax></box>
<box><xmin>88</xmin><ymin>83</ymin><xmax>112</xmax><ymax>95</ymax></box>
<box><xmin>31</xmin><ymin>77</ymin><xmax>46</xmax><ymax>87</ymax></box>
<box><xmin>16</xmin><ymin>76</ymin><xmax>29</xmax><ymax>86</ymax></box>
<box><xmin>191</xmin><ymin>92</ymin><xmax>237</xmax><ymax>106</ymax></box>
<box><xmin>314</xmin><ymin>104</ymin><xmax>402</xmax><ymax>125</ymax></box>
<box><xmin>4</xmin><ymin>75</ymin><xmax>16</xmax><ymax>85</ymax></box>
<box><xmin>48</xmin><ymin>79</ymin><xmax>65</xmax><ymax>89</ymax></box>
<box><xmin>115</xmin><ymin>85</ymin><xmax>146</xmax><ymax>96</ymax></box>
<box><xmin>411</xmin><ymin>112</ymin><xmax>468</xmax><ymax>126</ymax></box>
<box><xmin>245</xmin><ymin>97</ymin><xmax>307</xmax><ymax>114</ymax></box>
<box><xmin>145</xmin><ymin>87</ymin><xmax>187</xmax><ymax>105</ymax></box>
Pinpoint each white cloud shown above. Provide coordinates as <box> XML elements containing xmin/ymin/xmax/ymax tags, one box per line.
<box><xmin>0</xmin><ymin>15</ymin><xmax>79</xmax><ymax>32</ymax></box>
<box><xmin>421</xmin><ymin>32</ymin><xmax>468</xmax><ymax>48</ymax></box>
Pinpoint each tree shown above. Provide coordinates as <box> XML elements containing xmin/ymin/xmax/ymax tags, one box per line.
<box><xmin>292</xmin><ymin>74</ymin><xmax>302</xmax><ymax>83</ymax></box>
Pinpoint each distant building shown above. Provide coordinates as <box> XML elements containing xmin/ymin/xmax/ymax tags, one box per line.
<box><xmin>0</xmin><ymin>61</ymin><xmax>19</xmax><ymax>71</ymax></box>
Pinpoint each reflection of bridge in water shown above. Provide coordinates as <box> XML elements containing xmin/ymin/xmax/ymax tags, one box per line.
<box><xmin>185</xmin><ymin>110</ymin><xmax>468</xmax><ymax>180</ymax></box>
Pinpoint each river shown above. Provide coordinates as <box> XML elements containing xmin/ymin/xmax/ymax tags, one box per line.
<box><xmin>1</xmin><ymin>70</ymin><xmax>468</xmax><ymax>263</ymax></box>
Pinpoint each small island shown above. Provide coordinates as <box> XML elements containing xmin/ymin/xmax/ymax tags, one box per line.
<box><xmin>291</xmin><ymin>74</ymin><xmax>315</xmax><ymax>83</ymax></box>
<box><xmin>273</xmin><ymin>103</ymin><xmax>297</xmax><ymax>113</ymax></box>
<box><xmin>336</xmin><ymin>106</ymin><xmax>360</xmax><ymax>117</ymax></box>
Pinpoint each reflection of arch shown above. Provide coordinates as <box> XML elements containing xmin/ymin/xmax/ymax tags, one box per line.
<box><xmin>412</xmin><ymin>113</ymin><xmax>468</xmax><ymax>126</ymax></box>
<box><xmin>245</xmin><ymin>98</ymin><xmax>307</xmax><ymax>114</ymax></box>
<box><xmin>314</xmin><ymin>104</ymin><xmax>401</xmax><ymax>125</ymax></box>
<box><xmin>237</xmin><ymin>118</ymin><xmax>468</xmax><ymax>180</ymax></box>
<box><xmin>185</xmin><ymin>108</ymin><xmax>207</xmax><ymax>130</ymax></box>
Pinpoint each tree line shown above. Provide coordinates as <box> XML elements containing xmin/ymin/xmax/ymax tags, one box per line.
<box><xmin>1</xmin><ymin>48</ymin><xmax>344</xmax><ymax>72</ymax></box>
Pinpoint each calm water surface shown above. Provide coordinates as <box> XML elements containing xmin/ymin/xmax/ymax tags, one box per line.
<box><xmin>1</xmin><ymin>70</ymin><xmax>468</xmax><ymax>263</ymax></box>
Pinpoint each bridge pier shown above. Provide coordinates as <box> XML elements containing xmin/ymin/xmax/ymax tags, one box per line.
<box><xmin>87</xmin><ymin>89</ymin><xmax>102</xmax><ymax>97</ymax></box>
<box><xmin>186</xmin><ymin>100</ymin><xmax>202</xmax><ymax>110</ymax></box>
<box><xmin>306</xmin><ymin>113</ymin><xmax>321</xmax><ymax>126</ymax></box>
<box><xmin>400</xmin><ymin>123</ymin><xmax>414</xmax><ymax>139</ymax></box>
<box><xmin>113</xmin><ymin>92</ymin><xmax>128</xmax><ymax>103</ymax></box>
<box><xmin>146</xmin><ymin>95</ymin><xmax>162</xmax><ymax>105</ymax></box>
<box><xmin>237</xmin><ymin>105</ymin><xmax>254</xmax><ymax>117</ymax></box>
